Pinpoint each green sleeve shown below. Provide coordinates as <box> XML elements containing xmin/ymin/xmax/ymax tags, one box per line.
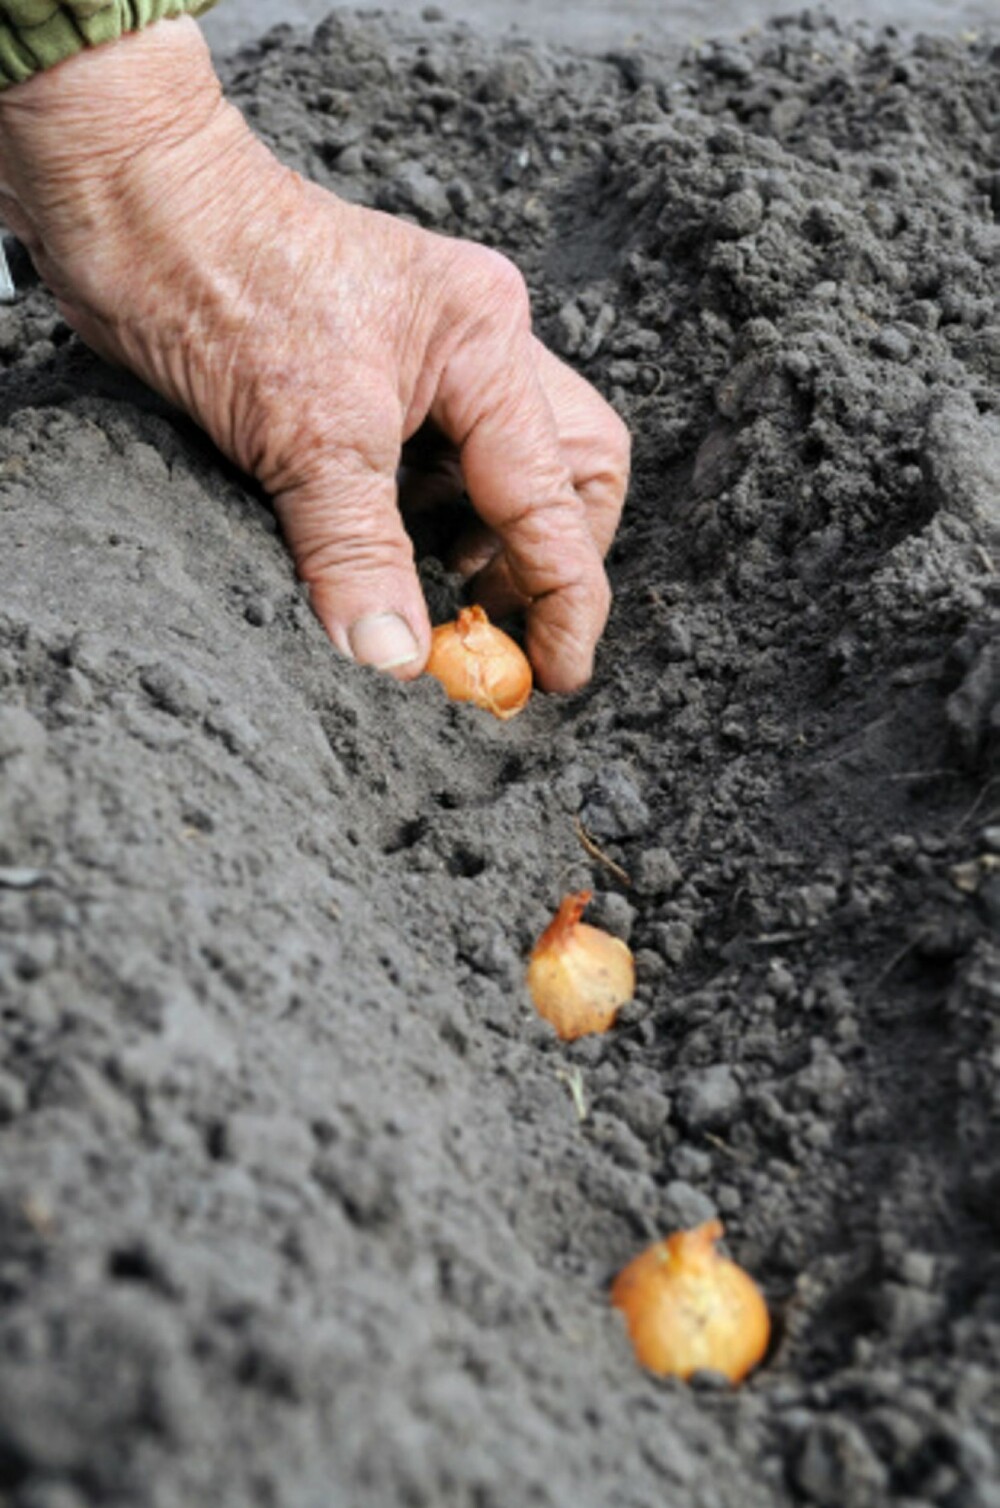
<box><xmin>0</xmin><ymin>1</ymin><xmax>219</xmax><ymax>89</ymax></box>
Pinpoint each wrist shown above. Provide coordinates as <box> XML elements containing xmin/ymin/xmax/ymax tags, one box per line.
<box><xmin>0</xmin><ymin>19</ymin><xmax>222</xmax><ymax>205</ymax></box>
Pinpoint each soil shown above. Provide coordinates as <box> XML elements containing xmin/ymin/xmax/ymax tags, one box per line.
<box><xmin>1</xmin><ymin>9</ymin><xmax>998</xmax><ymax>1508</ymax></box>
<box><xmin>200</xmin><ymin>0</ymin><xmax>1000</xmax><ymax>60</ymax></box>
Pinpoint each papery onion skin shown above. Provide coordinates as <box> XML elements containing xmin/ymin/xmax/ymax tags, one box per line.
<box><xmin>611</xmin><ymin>1221</ymin><xmax>770</xmax><ymax>1384</ymax></box>
<box><xmin>425</xmin><ymin>605</ymin><xmax>532</xmax><ymax>719</ymax></box>
<box><xmin>527</xmin><ymin>890</ymin><xmax>635</xmax><ymax>1041</ymax></box>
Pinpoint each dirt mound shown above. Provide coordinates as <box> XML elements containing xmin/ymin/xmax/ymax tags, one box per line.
<box><xmin>0</xmin><ymin>10</ymin><xmax>997</xmax><ymax>1507</ymax></box>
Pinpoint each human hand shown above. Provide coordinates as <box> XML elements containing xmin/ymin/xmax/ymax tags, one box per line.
<box><xmin>0</xmin><ymin>20</ymin><xmax>629</xmax><ymax>690</ymax></box>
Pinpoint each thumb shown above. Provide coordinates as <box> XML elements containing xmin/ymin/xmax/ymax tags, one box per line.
<box><xmin>275</xmin><ymin>444</ymin><xmax>431</xmax><ymax>678</ymax></box>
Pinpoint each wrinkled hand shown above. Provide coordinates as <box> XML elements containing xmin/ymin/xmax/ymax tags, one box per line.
<box><xmin>0</xmin><ymin>19</ymin><xmax>629</xmax><ymax>689</ymax></box>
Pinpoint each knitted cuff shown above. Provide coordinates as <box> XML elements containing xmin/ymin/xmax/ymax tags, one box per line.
<box><xmin>0</xmin><ymin>0</ymin><xmax>218</xmax><ymax>89</ymax></box>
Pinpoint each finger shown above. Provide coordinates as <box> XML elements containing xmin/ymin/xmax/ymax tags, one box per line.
<box><xmin>274</xmin><ymin>439</ymin><xmax>431</xmax><ymax>680</ymax></box>
<box><xmin>449</xmin><ymin>340</ymin><xmax>630</xmax><ymax>615</ymax></box>
<box><xmin>452</xmin><ymin>349</ymin><xmax>629</xmax><ymax>582</ymax></box>
<box><xmin>459</xmin><ymin>363</ymin><xmax>610</xmax><ymax>692</ymax></box>
<box><xmin>530</xmin><ymin>337</ymin><xmax>631</xmax><ymax>557</ymax></box>
<box><xmin>434</xmin><ymin>341</ymin><xmax>610</xmax><ymax>694</ymax></box>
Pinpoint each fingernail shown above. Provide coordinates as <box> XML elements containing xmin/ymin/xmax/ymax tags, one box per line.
<box><xmin>349</xmin><ymin>612</ymin><xmax>421</xmax><ymax>671</ymax></box>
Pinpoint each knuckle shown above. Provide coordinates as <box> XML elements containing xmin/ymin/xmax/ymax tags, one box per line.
<box><xmin>566</xmin><ymin>558</ymin><xmax>612</xmax><ymax>624</ymax></box>
<box><xmin>279</xmin><ymin>457</ymin><xmax>414</xmax><ymax>588</ymax></box>
<box><xmin>606</xmin><ymin>410</ymin><xmax>633</xmax><ymax>478</ymax></box>
<box><xmin>294</xmin><ymin>526</ymin><xmax>413</xmax><ymax>588</ymax></box>
<box><xmin>486</xmin><ymin>252</ymin><xmax>530</xmax><ymax>310</ymax></box>
<box><xmin>582</xmin><ymin>412</ymin><xmax>632</xmax><ymax>533</ymax></box>
<box><xmin>586</xmin><ymin>404</ymin><xmax>631</xmax><ymax>484</ymax></box>
<box><xmin>502</xmin><ymin>484</ymin><xmax>586</xmax><ymax>553</ymax></box>
<box><xmin>599</xmin><ymin>572</ymin><xmax>613</xmax><ymax>624</ymax></box>
<box><xmin>249</xmin><ymin>388</ymin><xmax>400</xmax><ymax>497</ymax></box>
<box><xmin>459</xmin><ymin>243</ymin><xmax>531</xmax><ymax>325</ymax></box>
<box><xmin>584</xmin><ymin>567</ymin><xmax>613</xmax><ymax>629</ymax></box>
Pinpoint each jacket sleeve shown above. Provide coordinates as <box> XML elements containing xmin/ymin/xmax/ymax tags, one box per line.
<box><xmin>0</xmin><ymin>1</ymin><xmax>219</xmax><ymax>89</ymax></box>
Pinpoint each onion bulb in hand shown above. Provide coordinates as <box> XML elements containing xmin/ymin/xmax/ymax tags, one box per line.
<box><xmin>425</xmin><ymin>606</ymin><xmax>532</xmax><ymax>719</ymax></box>
<box><xmin>611</xmin><ymin>1221</ymin><xmax>770</xmax><ymax>1384</ymax></box>
<box><xmin>527</xmin><ymin>890</ymin><xmax>634</xmax><ymax>1041</ymax></box>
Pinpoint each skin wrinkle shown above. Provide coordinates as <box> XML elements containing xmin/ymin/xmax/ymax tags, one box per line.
<box><xmin>255</xmin><ymin>366</ymin><xmax>406</xmax><ymax>499</ymax></box>
<box><xmin>458</xmin><ymin>390</ymin><xmax>588</xmax><ymax>558</ymax></box>
<box><xmin>454</xmin><ymin>368</ymin><xmax>607</xmax><ymax>667</ymax></box>
<box><xmin>492</xmin><ymin>526</ymin><xmax>595</xmax><ymax>607</ymax></box>
<box><xmin>350</xmin><ymin>215</ymin><xmax>450</xmax><ymax>437</ymax></box>
<box><xmin>478</xmin><ymin>532</ymin><xmax>604</xmax><ymax>624</ymax></box>
<box><xmin>483</xmin><ymin>481</ymin><xmax>589</xmax><ymax>541</ymax></box>
<box><xmin>291</xmin><ymin>511</ymin><xmax>420</xmax><ymax>592</ymax></box>
<box><xmin>272</xmin><ymin>417</ymin><xmax>404</xmax><ymax>514</ymax></box>
<box><xmin>373</xmin><ymin>210</ymin><xmax>427</xmax><ymax>382</ymax></box>
<box><xmin>47</xmin><ymin>117</ymin><xmax>275</xmax><ymax>369</ymax></box>
<box><xmin>562</xmin><ymin>424</ymin><xmax>632</xmax><ymax>504</ymax></box>
<box><xmin>0</xmin><ymin>32</ymin><xmax>225</xmax><ymax>208</ymax></box>
<box><xmin>219</xmin><ymin>226</ymin><xmax>358</xmax><ymax>473</ymax></box>
<box><xmin>429</xmin><ymin>257</ymin><xmax>533</xmax><ymax>446</ymax></box>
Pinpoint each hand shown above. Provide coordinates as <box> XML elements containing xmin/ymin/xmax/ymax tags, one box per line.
<box><xmin>0</xmin><ymin>20</ymin><xmax>629</xmax><ymax>690</ymax></box>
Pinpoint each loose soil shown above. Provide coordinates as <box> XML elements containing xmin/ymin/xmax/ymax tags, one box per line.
<box><xmin>201</xmin><ymin>0</ymin><xmax>1000</xmax><ymax>59</ymax></box>
<box><xmin>0</xmin><ymin>10</ymin><xmax>998</xmax><ymax>1508</ymax></box>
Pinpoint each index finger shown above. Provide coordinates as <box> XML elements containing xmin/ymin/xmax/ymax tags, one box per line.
<box><xmin>433</xmin><ymin>326</ymin><xmax>611</xmax><ymax>694</ymax></box>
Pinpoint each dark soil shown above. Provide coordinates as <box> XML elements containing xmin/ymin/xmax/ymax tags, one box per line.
<box><xmin>1</xmin><ymin>10</ymin><xmax>998</xmax><ymax>1508</ymax></box>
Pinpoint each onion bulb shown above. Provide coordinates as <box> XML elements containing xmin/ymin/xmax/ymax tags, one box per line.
<box><xmin>527</xmin><ymin>890</ymin><xmax>635</xmax><ymax>1041</ymax></box>
<box><xmin>611</xmin><ymin>1221</ymin><xmax>770</xmax><ymax>1384</ymax></box>
<box><xmin>425</xmin><ymin>606</ymin><xmax>532</xmax><ymax>719</ymax></box>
